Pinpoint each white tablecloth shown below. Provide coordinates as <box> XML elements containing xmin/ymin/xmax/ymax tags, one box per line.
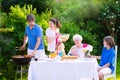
<box><xmin>28</xmin><ymin>58</ymin><xmax>99</xmax><ymax>80</ymax></box>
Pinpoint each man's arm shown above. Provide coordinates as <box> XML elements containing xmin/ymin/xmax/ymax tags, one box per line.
<box><xmin>32</xmin><ymin>37</ymin><xmax>41</xmax><ymax>55</ymax></box>
<box><xmin>20</xmin><ymin>35</ymin><xmax>28</xmax><ymax>50</ymax></box>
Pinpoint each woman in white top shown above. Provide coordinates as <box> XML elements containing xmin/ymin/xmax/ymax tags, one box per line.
<box><xmin>46</xmin><ymin>18</ymin><xmax>61</xmax><ymax>52</ymax></box>
<box><xmin>68</xmin><ymin>34</ymin><xmax>93</xmax><ymax>58</ymax></box>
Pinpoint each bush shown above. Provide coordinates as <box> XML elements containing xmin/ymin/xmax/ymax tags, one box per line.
<box><xmin>0</xmin><ymin>13</ymin><xmax>8</xmax><ymax>28</ymax></box>
<box><xmin>1</xmin><ymin>0</ymin><xmax>50</xmax><ymax>14</ymax></box>
<box><xmin>60</xmin><ymin>22</ymin><xmax>80</xmax><ymax>53</ymax></box>
<box><xmin>60</xmin><ymin>22</ymin><xmax>100</xmax><ymax>55</ymax></box>
<box><xmin>8</xmin><ymin>5</ymin><xmax>52</xmax><ymax>43</ymax></box>
<box><xmin>85</xmin><ymin>20</ymin><xmax>105</xmax><ymax>54</ymax></box>
<box><xmin>36</xmin><ymin>9</ymin><xmax>52</xmax><ymax>32</ymax></box>
<box><xmin>0</xmin><ymin>5</ymin><xmax>52</xmax><ymax>79</ymax></box>
<box><xmin>51</xmin><ymin>0</ymin><xmax>106</xmax><ymax>55</ymax></box>
<box><xmin>8</xmin><ymin>5</ymin><xmax>37</xmax><ymax>44</ymax></box>
<box><xmin>78</xmin><ymin>30</ymin><xmax>100</xmax><ymax>55</ymax></box>
<box><xmin>51</xmin><ymin>0</ymin><xmax>105</xmax><ymax>23</ymax></box>
<box><xmin>0</xmin><ymin>34</ymin><xmax>16</xmax><ymax>79</ymax></box>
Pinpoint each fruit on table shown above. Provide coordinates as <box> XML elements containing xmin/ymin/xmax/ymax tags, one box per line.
<box><xmin>49</xmin><ymin>53</ymin><xmax>57</xmax><ymax>59</ymax></box>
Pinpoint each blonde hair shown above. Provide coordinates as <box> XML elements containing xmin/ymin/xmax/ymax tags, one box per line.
<box><xmin>73</xmin><ymin>34</ymin><xmax>83</xmax><ymax>41</ymax></box>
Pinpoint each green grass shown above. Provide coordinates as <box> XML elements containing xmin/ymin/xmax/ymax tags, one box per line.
<box><xmin>107</xmin><ymin>56</ymin><xmax>120</xmax><ymax>80</ymax></box>
<box><xmin>116</xmin><ymin>56</ymin><xmax>120</xmax><ymax>79</ymax></box>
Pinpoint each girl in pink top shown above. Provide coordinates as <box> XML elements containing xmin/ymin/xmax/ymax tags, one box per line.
<box><xmin>46</xmin><ymin>18</ymin><xmax>61</xmax><ymax>53</ymax></box>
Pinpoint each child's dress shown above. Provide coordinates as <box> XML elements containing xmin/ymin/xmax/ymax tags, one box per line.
<box><xmin>46</xmin><ymin>27</ymin><xmax>56</xmax><ymax>52</ymax></box>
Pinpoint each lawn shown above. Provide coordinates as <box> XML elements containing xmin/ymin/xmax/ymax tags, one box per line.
<box><xmin>108</xmin><ymin>55</ymin><xmax>120</xmax><ymax>80</ymax></box>
<box><xmin>116</xmin><ymin>56</ymin><xmax>120</xmax><ymax>79</ymax></box>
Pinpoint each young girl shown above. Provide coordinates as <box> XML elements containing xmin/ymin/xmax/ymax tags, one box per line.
<box><xmin>90</xmin><ymin>36</ymin><xmax>115</xmax><ymax>80</ymax></box>
<box><xmin>46</xmin><ymin>18</ymin><xmax>61</xmax><ymax>53</ymax></box>
<box><xmin>56</xmin><ymin>42</ymin><xmax>66</xmax><ymax>57</ymax></box>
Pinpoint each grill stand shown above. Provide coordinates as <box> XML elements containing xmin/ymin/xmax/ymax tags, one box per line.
<box><xmin>15</xmin><ymin>65</ymin><xmax>28</xmax><ymax>80</ymax></box>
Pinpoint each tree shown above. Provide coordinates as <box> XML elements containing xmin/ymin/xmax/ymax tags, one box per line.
<box><xmin>1</xmin><ymin>0</ymin><xmax>50</xmax><ymax>13</ymax></box>
<box><xmin>98</xmin><ymin>0</ymin><xmax>120</xmax><ymax>44</ymax></box>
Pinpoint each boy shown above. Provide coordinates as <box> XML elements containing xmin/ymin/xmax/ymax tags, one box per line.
<box><xmin>90</xmin><ymin>36</ymin><xmax>115</xmax><ymax>80</ymax></box>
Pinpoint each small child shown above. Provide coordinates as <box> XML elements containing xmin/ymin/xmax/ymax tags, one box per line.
<box><xmin>56</xmin><ymin>42</ymin><xmax>66</xmax><ymax>57</ymax></box>
<box><xmin>68</xmin><ymin>46</ymin><xmax>79</xmax><ymax>57</ymax></box>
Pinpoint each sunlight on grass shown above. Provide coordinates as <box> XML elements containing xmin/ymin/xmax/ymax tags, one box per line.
<box><xmin>107</xmin><ymin>77</ymin><xmax>120</xmax><ymax>80</ymax></box>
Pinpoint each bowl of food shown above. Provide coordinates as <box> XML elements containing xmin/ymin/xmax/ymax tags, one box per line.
<box><xmin>60</xmin><ymin>34</ymin><xmax>70</xmax><ymax>42</ymax></box>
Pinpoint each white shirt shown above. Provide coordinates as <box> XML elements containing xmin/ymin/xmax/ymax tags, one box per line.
<box><xmin>68</xmin><ymin>44</ymin><xmax>93</xmax><ymax>58</ymax></box>
<box><xmin>68</xmin><ymin>45</ymin><xmax>84</xmax><ymax>58</ymax></box>
<box><xmin>46</xmin><ymin>27</ymin><xmax>56</xmax><ymax>52</ymax></box>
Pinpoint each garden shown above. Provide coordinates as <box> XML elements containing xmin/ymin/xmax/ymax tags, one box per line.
<box><xmin>0</xmin><ymin>0</ymin><xmax>120</xmax><ymax>80</ymax></box>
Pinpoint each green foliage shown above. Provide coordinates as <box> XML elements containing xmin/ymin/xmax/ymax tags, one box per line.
<box><xmin>0</xmin><ymin>13</ymin><xmax>8</xmax><ymax>28</ymax></box>
<box><xmin>0</xmin><ymin>27</ymin><xmax>14</xmax><ymax>33</ymax></box>
<box><xmin>50</xmin><ymin>0</ymin><xmax>120</xmax><ymax>54</ymax></box>
<box><xmin>8</xmin><ymin>5</ymin><xmax>52</xmax><ymax>43</ymax></box>
<box><xmin>116</xmin><ymin>55</ymin><xmax>120</xmax><ymax>78</ymax></box>
<box><xmin>60</xmin><ymin>22</ymin><xmax>80</xmax><ymax>53</ymax></box>
<box><xmin>60</xmin><ymin>22</ymin><xmax>100</xmax><ymax>55</ymax></box>
<box><xmin>0</xmin><ymin>0</ymin><xmax>120</xmax><ymax>79</ymax></box>
<box><xmin>51</xmin><ymin>0</ymin><xmax>105</xmax><ymax>23</ymax></box>
<box><xmin>50</xmin><ymin>0</ymin><xmax>106</xmax><ymax>55</ymax></box>
<box><xmin>8</xmin><ymin>5</ymin><xmax>37</xmax><ymax>43</ymax></box>
<box><xmin>0</xmin><ymin>34</ymin><xmax>16</xmax><ymax>79</ymax></box>
<box><xmin>0</xmin><ymin>61</ymin><xmax>16</xmax><ymax>80</ymax></box>
<box><xmin>0</xmin><ymin>34</ymin><xmax>15</xmax><ymax>56</ymax></box>
<box><xmin>0</xmin><ymin>5</ymin><xmax>51</xmax><ymax>79</ymax></box>
<box><xmin>1</xmin><ymin>0</ymin><xmax>50</xmax><ymax>13</ymax></box>
<box><xmin>86</xmin><ymin>20</ymin><xmax>102</xmax><ymax>34</ymax></box>
<box><xmin>98</xmin><ymin>0</ymin><xmax>120</xmax><ymax>44</ymax></box>
<box><xmin>79</xmin><ymin>30</ymin><xmax>100</xmax><ymax>55</ymax></box>
<box><xmin>36</xmin><ymin>9</ymin><xmax>52</xmax><ymax>31</ymax></box>
<box><xmin>85</xmin><ymin>20</ymin><xmax>105</xmax><ymax>41</ymax></box>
